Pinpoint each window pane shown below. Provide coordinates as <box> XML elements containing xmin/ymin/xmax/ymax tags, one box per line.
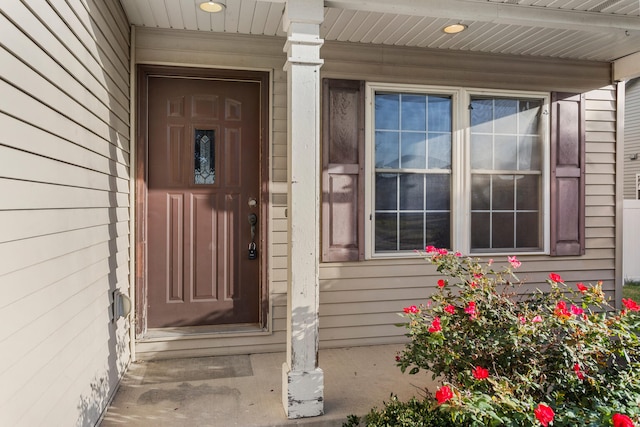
<box><xmin>516</xmin><ymin>175</ymin><xmax>539</xmax><ymax>210</ymax></box>
<box><xmin>471</xmin><ymin>174</ymin><xmax>490</xmax><ymax>210</ymax></box>
<box><xmin>471</xmin><ymin>98</ymin><xmax>493</xmax><ymax>133</ymax></box>
<box><xmin>471</xmin><ymin>134</ymin><xmax>493</xmax><ymax>170</ymax></box>
<box><xmin>494</xmin><ymin>99</ymin><xmax>518</xmax><ymax>134</ymax></box>
<box><xmin>467</xmin><ymin>95</ymin><xmax>545</xmax><ymax>252</ymax></box>
<box><xmin>492</xmin><ymin>175</ymin><xmax>515</xmax><ymax>210</ymax></box>
<box><xmin>195</xmin><ymin>129</ymin><xmax>215</xmax><ymax>184</ymax></box>
<box><xmin>428</xmin><ymin>133</ymin><xmax>451</xmax><ymax>169</ymax></box>
<box><xmin>375</xmin><ymin>213</ymin><xmax>397</xmax><ymax>251</ymax></box>
<box><xmin>401</xmin><ymin>132</ymin><xmax>426</xmax><ymax>169</ymax></box>
<box><xmin>516</xmin><ymin>212</ymin><xmax>539</xmax><ymax>248</ymax></box>
<box><xmin>399</xmin><ymin>213</ymin><xmax>424</xmax><ymax>250</ymax></box>
<box><xmin>426</xmin><ymin>174</ymin><xmax>450</xmax><ymax>210</ymax></box>
<box><xmin>519</xmin><ymin>99</ymin><xmax>542</xmax><ymax>134</ymax></box>
<box><xmin>495</xmin><ymin>135</ymin><xmax>518</xmax><ymax>170</ymax></box>
<box><xmin>401</xmin><ymin>95</ymin><xmax>426</xmax><ymax>131</ymax></box>
<box><xmin>426</xmin><ymin>213</ymin><xmax>450</xmax><ymax>249</ymax></box>
<box><xmin>428</xmin><ymin>96</ymin><xmax>451</xmax><ymax>132</ymax></box>
<box><xmin>375</xmin><ymin>173</ymin><xmax>397</xmax><ymax>210</ymax></box>
<box><xmin>373</xmin><ymin>91</ymin><xmax>453</xmax><ymax>254</ymax></box>
<box><xmin>400</xmin><ymin>174</ymin><xmax>424</xmax><ymax>210</ymax></box>
<box><xmin>492</xmin><ymin>212</ymin><xmax>514</xmax><ymax>248</ymax></box>
<box><xmin>518</xmin><ymin>136</ymin><xmax>541</xmax><ymax>171</ymax></box>
<box><xmin>471</xmin><ymin>212</ymin><xmax>490</xmax><ymax>249</ymax></box>
<box><xmin>375</xmin><ymin>93</ymin><xmax>399</xmax><ymax>130</ymax></box>
<box><xmin>375</xmin><ymin>131</ymin><xmax>399</xmax><ymax>168</ymax></box>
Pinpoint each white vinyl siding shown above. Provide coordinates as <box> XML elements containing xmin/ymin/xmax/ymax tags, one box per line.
<box><xmin>0</xmin><ymin>1</ymin><xmax>130</xmax><ymax>425</ymax></box>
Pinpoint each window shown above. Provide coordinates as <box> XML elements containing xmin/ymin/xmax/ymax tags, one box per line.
<box><xmin>194</xmin><ymin>129</ymin><xmax>216</xmax><ymax>184</ymax></box>
<box><xmin>469</xmin><ymin>97</ymin><xmax>543</xmax><ymax>252</ymax></box>
<box><xmin>373</xmin><ymin>92</ymin><xmax>452</xmax><ymax>252</ymax></box>
<box><xmin>367</xmin><ymin>84</ymin><xmax>549</xmax><ymax>256</ymax></box>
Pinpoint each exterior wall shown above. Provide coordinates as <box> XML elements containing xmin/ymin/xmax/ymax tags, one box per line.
<box><xmin>623</xmin><ymin>200</ymin><xmax>640</xmax><ymax>281</ymax></box>
<box><xmin>132</xmin><ymin>29</ymin><xmax>618</xmax><ymax>356</ymax></box>
<box><xmin>0</xmin><ymin>1</ymin><xmax>131</xmax><ymax>426</ymax></box>
<box><xmin>625</xmin><ymin>78</ymin><xmax>640</xmax><ymax>199</ymax></box>
<box><xmin>317</xmin><ymin>42</ymin><xmax>617</xmax><ymax>348</ymax></box>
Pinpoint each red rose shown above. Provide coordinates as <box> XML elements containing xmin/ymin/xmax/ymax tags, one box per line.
<box><xmin>444</xmin><ymin>304</ymin><xmax>456</xmax><ymax>314</ymax></box>
<box><xmin>622</xmin><ymin>298</ymin><xmax>640</xmax><ymax>312</ymax></box>
<box><xmin>573</xmin><ymin>363</ymin><xmax>585</xmax><ymax>380</ymax></box>
<box><xmin>472</xmin><ymin>366</ymin><xmax>489</xmax><ymax>380</ymax></box>
<box><xmin>403</xmin><ymin>305</ymin><xmax>419</xmax><ymax>314</ymax></box>
<box><xmin>435</xmin><ymin>385</ymin><xmax>453</xmax><ymax>404</ymax></box>
<box><xmin>549</xmin><ymin>272</ymin><xmax>563</xmax><ymax>283</ymax></box>
<box><xmin>534</xmin><ymin>403</ymin><xmax>554</xmax><ymax>427</ymax></box>
<box><xmin>437</xmin><ymin>279</ymin><xmax>446</xmax><ymax>288</ymax></box>
<box><xmin>577</xmin><ymin>282</ymin><xmax>588</xmax><ymax>293</ymax></box>
<box><xmin>465</xmin><ymin>301</ymin><xmax>477</xmax><ymax>318</ymax></box>
<box><xmin>425</xmin><ymin>245</ymin><xmax>436</xmax><ymax>253</ymax></box>
<box><xmin>570</xmin><ymin>305</ymin><xmax>584</xmax><ymax>316</ymax></box>
<box><xmin>428</xmin><ymin>317</ymin><xmax>442</xmax><ymax>333</ymax></box>
<box><xmin>613</xmin><ymin>413</ymin><xmax>635</xmax><ymax>427</ymax></box>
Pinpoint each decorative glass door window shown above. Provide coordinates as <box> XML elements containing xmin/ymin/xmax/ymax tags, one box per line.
<box><xmin>194</xmin><ymin>129</ymin><xmax>215</xmax><ymax>184</ymax></box>
<box><xmin>373</xmin><ymin>92</ymin><xmax>452</xmax><ymax>252</ymax></box>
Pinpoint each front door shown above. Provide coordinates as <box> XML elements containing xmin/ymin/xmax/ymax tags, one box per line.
<box><xmin>145</xmin><ymin>71</ymin><xmax>263</xmax><ymax>328</ymax></box>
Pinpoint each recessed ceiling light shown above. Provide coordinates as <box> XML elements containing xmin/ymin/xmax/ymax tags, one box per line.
<box><xmin>199</xmin><ymin>1</ymin><xmax>226</xmax><ymax>13</ymax></box>
<box><xmin>443</xmin><ymin>24</ymin><xmax>467</xmax><ymax>34</ymax></box>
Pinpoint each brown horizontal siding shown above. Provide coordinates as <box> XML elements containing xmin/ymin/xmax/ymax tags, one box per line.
<box><xmin>316</xmin><ymin>71</ymin><xmax>617</xmax><ymax>349</ymax></box>
<box><xmin>0</xmin><ymin>207</ymin><xmax>129</xmax><ymax>243</ymax></box>
<box><xmin>0</xmin><ymin>0</ymin><xmax>130</xmax><ymax>425</ymax></box>
<box><xmin>321</xmin><ymin>41</ymin><xmax>610</xmax><ymax>92</ymax></box>
<box><xmin>0</xmin><ymin>113</ymin><xmax>128</xmax><ymax>176</ymax></box>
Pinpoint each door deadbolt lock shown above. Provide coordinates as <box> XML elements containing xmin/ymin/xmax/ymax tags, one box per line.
<box><xmin>248</xmin><ymin>242</ymin><xmax>258</xmax><ymax>260</ymax></box>
<box><xmin>247</xmin><ymin>214</ymin><xmax>258</xmax><ymax>260</ymax></box>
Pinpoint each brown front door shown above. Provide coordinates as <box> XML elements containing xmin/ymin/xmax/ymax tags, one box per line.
<box><xmin>145</xmin><ymin>72</ymin><xmax>262</xmax><ymax>328</ymax></box>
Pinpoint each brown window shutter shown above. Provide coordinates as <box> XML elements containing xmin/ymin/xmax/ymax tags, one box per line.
<box><xmin>550</xmin><ymin>92</ymin><xmax>585</xmax><ymax>256</ymax></box>
<box><xmin>321</xmin><ymin>79</ymin><xmax>365</xmax><ymax>262</ymax></box>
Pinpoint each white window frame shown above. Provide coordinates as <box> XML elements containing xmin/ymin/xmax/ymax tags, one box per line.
<box><xmin>364</xmin><ymin>82</ymin><xmax>550</xmax><ymax>259</ymax></box>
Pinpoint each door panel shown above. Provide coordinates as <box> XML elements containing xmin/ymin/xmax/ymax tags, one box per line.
<box><xmin>147</xmin><ymin>76</ymin><xmax>261</xmax><ymax>328</ymax></box>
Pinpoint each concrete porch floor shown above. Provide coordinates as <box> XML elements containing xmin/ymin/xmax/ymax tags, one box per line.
<box><xmin>100</xmin><ymin>344</ymin><xmax>438</xmax><ymax>427</ymax></box>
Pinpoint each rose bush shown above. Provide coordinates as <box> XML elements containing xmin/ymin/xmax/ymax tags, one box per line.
<box><xmin>344</xmin><ymin>249</ymin><xmax>640</xmax><ymax>427</ymax></box>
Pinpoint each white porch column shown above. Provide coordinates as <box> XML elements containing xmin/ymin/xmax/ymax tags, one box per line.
<box><xmin>281</xmin><ymin>0</ymin><xmax>325</xmax><ymax>419</ymax></box>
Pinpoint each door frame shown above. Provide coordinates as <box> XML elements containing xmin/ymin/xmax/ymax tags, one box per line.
<box><xmin>135</xmin><ymin>65</ymin><xmax>270</xmax><ymax>337</ymax></box>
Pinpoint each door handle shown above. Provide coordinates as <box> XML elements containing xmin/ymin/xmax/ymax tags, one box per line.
<box><xmin>248</xmin><ymin>213</ymin><xmax>257</xmax><ymax>240</ymax></box>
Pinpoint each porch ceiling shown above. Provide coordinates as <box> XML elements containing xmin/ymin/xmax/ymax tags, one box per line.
<box><xmin>120</xmin><ymin>0</ymin><xmax>640</xmax><ymax>74</ymax></box>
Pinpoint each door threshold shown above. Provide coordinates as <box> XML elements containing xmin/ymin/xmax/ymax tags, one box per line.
<box><xmin>141</xmin><ymin>323</ymin><xmax>267</xmax><ymax>341</ymax></box>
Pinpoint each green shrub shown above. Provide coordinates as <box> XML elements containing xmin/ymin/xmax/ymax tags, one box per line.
<box><xmin>342</xmin><ymin>395</ymin><xmax>451</xmax><ymax>427</ymax></box>
<box><xmin>347</xmin><ymin>249</ymin><xmax>640</xmax><ymax>427</ymax></box>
